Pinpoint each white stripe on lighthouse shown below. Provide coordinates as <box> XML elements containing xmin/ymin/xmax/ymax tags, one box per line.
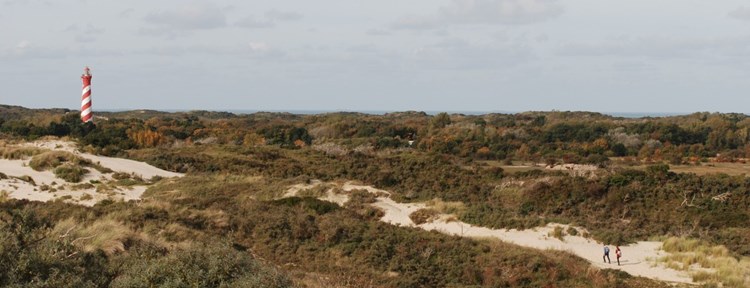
<box><xmin>82</xmin><ymin>86</ymin><xmax>90</xmax><ymax>96</ymax></box>
<box><xmin>81</xmin><ymin>97</ymin><xmax>91</xmax><ymax>107</ymax></box>
<box><xmin>81</xmin><ymin>107</ymin><xmax>92</xmax><ymax>116</ymax></box>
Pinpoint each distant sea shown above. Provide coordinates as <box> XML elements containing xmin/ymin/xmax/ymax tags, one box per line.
<box><xmin>103</xmin><ymin>109</ymin><xmax>689</xmax><ymax>119</ymax></box>
<box><xmin>201</xmin><ymin>110</ymin><xmax>687</xmax><ymax>119</ymax></box>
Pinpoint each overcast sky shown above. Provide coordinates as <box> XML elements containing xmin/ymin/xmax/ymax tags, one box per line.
<box><xmin>2</xmin><ymin>0</ymin><xmax>750</xmax><ymax>113</ymax></box>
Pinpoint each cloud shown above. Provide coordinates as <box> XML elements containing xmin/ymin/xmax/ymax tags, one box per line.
<box><xmin>557</xmin><ymin>36</ymin><xmax>750</xmax><ymax>67</ymax></box>
<box><xmin>365</xmin><ymin>29</ymin><xmax>391</xmax><ymax>36</ymax></box>
<box><xmin>234</xmin><ymin>10</ymin><xmax>302</xmax><ymax>29</ymax></box>
<box><xmin>392</xmin><ymin>0</ymin><xmax>563</xmax><ymax>30</ymax></box>
<box><xmin>411</xmin><ymin>38</ymin><xmax>535</xmax><ymax>69</ymax></box>
<box><xmin>729</xmin><ymin>6</ymin><xmax>750</xmax><ymax>21</ymax></box>
<box><xmin>119</xmin><ymin>8</ymin><xmax>135</xmax><ymax>18</ymax></box>
<box><xmin>133</xmin><ymin>42</ymin><xmax>285</xmax><ymax>60</ymax></box>
<box><xmin>1</xmin><ymin>40</ymin><xmax>65</xmax><ymax>59</ymax></box>
<box><xmin>235</xmin><ymin>16</ymin><xmax>274</xmax><ymax>28</ymax></box>
<box><xmin>144</xmin><ymin>3</ymin><xmax>226</xmax><ymax>31</ymax></box>
<box><xmin>63</xmin><ymin>23</ymin><xmax>104</xmax><ymax>42</ymax></box>
<box><xmin>247</xmin><ymin>41</ymin><xmax>271</xmax><ymax>52</ymax></box>
<box><xmin>265</xmin><ymin>9</ymin><xmax>303</xmax><ymax>21</ymax></box>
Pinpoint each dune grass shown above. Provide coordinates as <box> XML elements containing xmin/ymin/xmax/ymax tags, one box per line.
<box><xmin>53</xmin><ymin>217</ymin><xmax>138</xmax><ymax>256</ymax></box>
<box><xmin>0</xmin><ymin>146</ymin><xmax>45</xmax><ymax>160</ymax></box>
<box><xmin>425</xmin><ymin>198</ymin><xmax>466</xmax><ymax>215</ymax></box>
<box><xmin>659</xmin><ymin>237</ymin><xmax>750</xmax><ymax>287</ymax></box>
<box><xmin>548</xmin><ymin>226</ymin><xmax>566</xmax><ymax>241</ymax></box>
<box><xmin>53</xmin><ymin>164</ymin><xmax>89</xmax><ymax>183</ymax></box>
<box><xmin>29</xmin><ymin>151</ymin><xmax>89</xmax><ymax>171</ymax></box>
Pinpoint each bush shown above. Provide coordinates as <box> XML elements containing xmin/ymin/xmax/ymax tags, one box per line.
<box><xmin>409</xmin><ymin>208</ymin><xmax>439</xmax><ymax>225</ymax></box>
<box><xmin>53</xmin><ymin>164</ymin><xmax>89</xmax><ymax>183</ymax></box>
<box><xmin>549</xmin><ymin>226</ymin><xmax>566</xmax><ymax>241</ymax></box>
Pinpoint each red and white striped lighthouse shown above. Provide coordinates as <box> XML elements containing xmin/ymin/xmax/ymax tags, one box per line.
<box><xmin>80</xmin><ymin>66</ymin><xmax>93</xmax><ymax>123</ymax></box>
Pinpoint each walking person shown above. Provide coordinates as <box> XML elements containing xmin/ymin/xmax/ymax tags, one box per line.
<box><xmin>616</xmin><ymin>246</ymin><xmax>622</xmax><ymax>266</ymax></box>
<box><xmin>603</xmin><ymin>245</ymin><xmax>611</xmax><ymax>264</ymax></box>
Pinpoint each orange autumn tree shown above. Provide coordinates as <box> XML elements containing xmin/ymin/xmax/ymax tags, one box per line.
<box><xmin>128</xmin><ymin>129</ymin><xmax>168</xmax><ymax>148</ymax></box>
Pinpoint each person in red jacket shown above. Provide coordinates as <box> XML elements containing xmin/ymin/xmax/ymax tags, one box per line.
<box><xmin>616</xmin><ymin>246</ymin><xmax>622</xmax><ymax>266</ymax></box>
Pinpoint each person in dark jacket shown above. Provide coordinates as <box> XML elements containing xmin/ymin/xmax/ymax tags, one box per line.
<box><xmin>603</xmin><ymin>245</ymin><xmax>611</xmax><ymax>263</ymax></box>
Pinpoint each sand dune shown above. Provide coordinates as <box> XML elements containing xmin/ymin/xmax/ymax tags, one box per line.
<box><xmin>1</xmin><ymin>140</ymin><xmax>183</xmax><ymax>206</ymax></box>
<box><xmin>286</xmin><ymin>181</ymin><xmax>697</xmax><ymax>285</ymax></box>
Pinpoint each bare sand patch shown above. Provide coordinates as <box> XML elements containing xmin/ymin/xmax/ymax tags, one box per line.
<box><xmin>1</xmin><ymin>140</ymin><xmax>183</xmax><ymax>206</ymax></box>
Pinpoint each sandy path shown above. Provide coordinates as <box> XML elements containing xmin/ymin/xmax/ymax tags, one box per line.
<box><xmin>416</xmin><ymin>217</ymin><xmax>689</xmax><ymax>283</ymax></box>
<box><xmin>286</xmin><ymin>181</ymin><xmax>696</xmax><ymax>285</ymax></box>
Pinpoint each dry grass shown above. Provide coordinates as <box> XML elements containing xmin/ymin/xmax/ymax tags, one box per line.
<box><xmin>409</xmin><ymin>208</ymin><xmax>439</xmax><ymax>225</ymax></box>
<box><xmin>296</xmin><ymin>183</ymin><xmax>336</xmax><ymax>198</ymax></box>
<box><xmin>13</xmin><ymin>175</ymin><xmax>36</xmax><ymax>185</ymax></box>
<box><xmin>425</xmin><ymin>198</ymin><xmax>466</xmax><ymax>215</ymax></box>
<box><xmin>658</xmin><ymin>237</ymin><xmax>750</xmax><ymax>287</ymax></box>
<box><xmin>669</xmin><ymin>162</ymin><xmax>750</xmax><ymax>176</ymax></box>
<box><xmin>548</xmin><ymin>226</ymin><xmax>566</xmax><ymax>241</ymax></box>
<box><xmin>0</xmin><ymin>146</ymin><xmax>45</xmax><ymax>160</ymax></box>
<box><xmin>28</xmin><ymin>150</ymin><xmax>90</xmax><ymax>171</ymax></box>
<box><xmin>0</xmin><ymin>190</ymin><xmax>9</xmax><ymax>203</ymax></box>
<box><xmin>53</xmin><ymin>218</ymin><xmax>137</xmax><ymax>256</ymax></box>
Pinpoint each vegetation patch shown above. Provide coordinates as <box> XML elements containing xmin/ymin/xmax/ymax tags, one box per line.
<box><xmin>29</xmin><ymin>150</ymin><xmax>89</xmax><ymax>171</ymax></box>
<box><xmin>53</xmin><ymin>163</ymin><xmax>89</xmax><ymax>183</ymax></box>
<box><xmin>659</xmin><ymin>237</ymin><xmax>750</xmax><ymax>287</ymax></box>
<box><xmin>13</xmin><ymin>175</ymin><xmax>35</xmax><ymax>185</ymax></box>
<box><xmin>270</xmin><ymin>197</ymin><xmax>340</xmax><ymax>215</ymax></box>
<box><xmin>0</xmin><ymin>190</ymin><xmax>8</xmax><ymax>202</ymax></box>
<box><xmin>425</xmin><ymin>198</ymin><xmax>466</xmax><ymax>215</ymax></box>
<box><xmin>549</xmin><ymin>226</ymin><xmax>566</xmax><ymax>241</ymax></box>
<box><xmin>0</xmin><ymin>146</ymin><xmax>45</xmax><ymax>160</ymax></box>
<box><xmin>410</xmin><ymin>208</ymin><xmax>440</xmax><ymax>225</ymax></box>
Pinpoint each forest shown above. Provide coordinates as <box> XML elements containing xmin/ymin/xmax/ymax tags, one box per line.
<box><xmin>1</xmin><ymin>104</ymin><xmax>748</xmax><ymax>287</ymax></box>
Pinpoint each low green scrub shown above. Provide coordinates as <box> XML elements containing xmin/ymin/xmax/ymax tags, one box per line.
<box><xmin>53</xmin><ymin>164</ymin><xmax>89</xmax><ymax>183</ymax></box>
<box><xmin>0</xmin><ymin>202</ymin><xmax>292</xmax><ymax>288</ymax></box>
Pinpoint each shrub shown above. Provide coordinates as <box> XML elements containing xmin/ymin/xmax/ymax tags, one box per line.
<box><xmin>53</xmin><ymin>164</ymin><xmax>89</xmax><ymax>183</ymax></box>
<box><xmin>549</xmin><ymin>226</ymin><xmax>566</xmax><ymax>241</ymax></box>
<box><xmin>566</xmin><ymin>226</ymin><xmax>579</xmax><ymax>236</ymax></box>
<box><xmin>409</xmin><ymin>208</ymin><xmax>439</xmax><ymax>225</ymax></box>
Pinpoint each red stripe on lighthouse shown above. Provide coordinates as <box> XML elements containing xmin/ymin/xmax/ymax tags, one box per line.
<box><xmin>81</xmin><ymin>67</ymin><xmax>93</xmax><ymax>123</ymax></box>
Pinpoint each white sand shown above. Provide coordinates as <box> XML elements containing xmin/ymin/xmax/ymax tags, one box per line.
<box><xmin>22</xmin><ymin>140</ymin><xmax>182</xmax><ymax>179</ymax></box>
<box><xmin>1</xmin><ymin>140</ymin><xmax>183</xmax><ymax>206</ymax></box>
<box><xmin>283</xmin><ymin>180</ymin><xmax>697</xmax><ymax>285</ymax></box>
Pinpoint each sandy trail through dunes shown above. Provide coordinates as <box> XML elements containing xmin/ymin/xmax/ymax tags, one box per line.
<box><xmin>283</xmin><ymin>181</ymin><xmax>696</xmax><ymax>284</ymax></box>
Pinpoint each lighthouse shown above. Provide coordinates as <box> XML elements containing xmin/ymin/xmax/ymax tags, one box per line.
<box><xmin>80</xmin><ymin>66</ymin><xmax>93</xmax><ymax>123</ymax></box>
